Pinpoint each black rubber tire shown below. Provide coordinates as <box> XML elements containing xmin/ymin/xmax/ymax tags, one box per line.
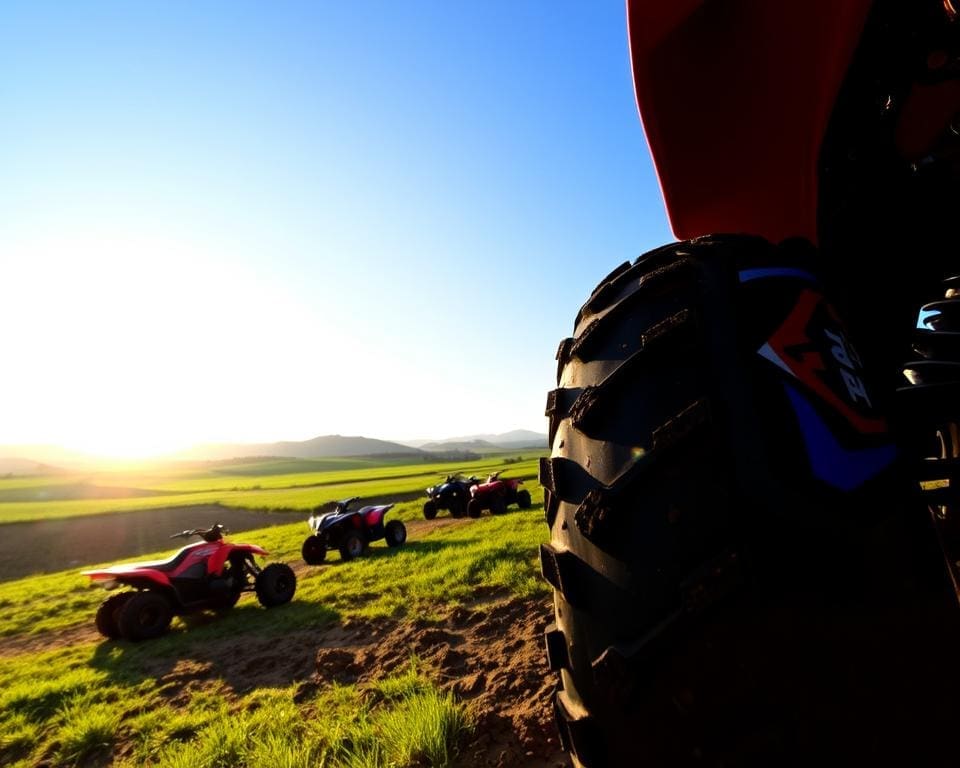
<box><xmin>467</xmin><ymin>498</ymin><xmax>483</xmax><ymax>518</ymax></box>
<box><xmin>339</xmin><ymin>531</ymin><xmax>365</xmax><ymax>561</ymax></box>
<box><xmin>117</xmin><ymin>591</ymin><xmax>173</xmax><ymax>642</ymax></box>
<box><xmin>301</xmin><ymin>535</ymin><xmax>327</xmax><ymax>565</ymax></box>
<box><xmin>95</xmin><ymin>592</ymin><xmax>133</xmax><ymax>639</ymax></box>
<box><xmin>385</xmin><ymin>520</ymin><xmax>407</xmax><ymax>547</ymax></box>
<box><xmin>451</xmin><ymin>497</ymin><xmax>467</xmax><ymax>518</ymax></box>
<box><xmin>489</xmin><ymin>495</ymin><xmax>507</xmax><ymax>515</ymax></box>
<box><xmin>255</xmin><ymin>563</ymin><xmax>296</xmax><ymax>607</ymax></box>
<box><xmin>423</xmin><ymin>500</ymin><xmax>438</xmax><ymax>520</ymax></box>
<box><xmin>517</xmin><ymin>489</ymin><xmax>532</xmax><ymax>510</ymax></box>
<box><xmin>542</xmin><ymin>236</ymin><xmax>959</xmax><ymax>767</ymax></box>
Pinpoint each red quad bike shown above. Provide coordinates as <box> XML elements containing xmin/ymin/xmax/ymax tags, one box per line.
<box><xmin>542</xmin><ymin>2</ymin><xmax>960</xmax><ymax>766</ymax></box>
<box><xmin>466</xmin><ymin>471</ymin><xmax>532</xmax><ymax>517</ymax></box>
<box><xmin>301</xmin><ymin>497</ymin><xmax>407</xmax><ymax>564</ymax></box>
<box><xmin>84</xmin><ymin>524</ymin><xmax>296</xmax><ymax>642</ymax></box>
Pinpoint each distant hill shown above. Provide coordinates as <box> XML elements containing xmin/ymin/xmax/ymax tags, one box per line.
<box><xmin>0</xmin><ymin>457</ymin><xmax>66</xmax><ymax>476</ymax></box>
<box><xmin>420</xmin><ymin>439</ymin><xmax>501</xmax><ymax>452</ymax></box>
<box><xmin>177</xmin><ymin>435</ymin><xmax>426</xmax><ymax>462</ymax></box>
<box><xmin>407</xmin><ymin>430</ymin><xmax>547</xmax><ymax>451</ymax></box>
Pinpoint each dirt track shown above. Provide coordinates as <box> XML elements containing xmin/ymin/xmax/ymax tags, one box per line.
<box><xmin>0</xmin><ymin>504</ymin><xmax>303</xmax><ymax>582</ymax></box>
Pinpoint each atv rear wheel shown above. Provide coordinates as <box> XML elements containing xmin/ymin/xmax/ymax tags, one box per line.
<box><xmin>95</xmin><ymin>592</ymin><xmax>133</xmax><ymax>639</ymax></box>
<box><xmin>451</xmin><ymin>498</ymin><xmax>467</xmax><ymax>518</ymax></box>
<box><xmin>301</xmin><ymin>535</ymin><xmax>327</xmax><ymax>565</ymax></box>
<box><xmin>117</xmin><ymin>591</ymin><xmax>173</xmax><ymax>642</ymax></box>
<box><xmin>467</xmin><ymin>498</ymin><xmax>483</xmax><ymax>518</ymax></box>
<box><xmin>542</xmin><ymin>236</ymin><xmax>959</xmax><ymax>766</ymax></box>
<box><xmin>385</xmin><ymin>520</ymin><xmax>407</xmax><ymax>547</ymax></box>
<box><xmin>423</xmin><ymin>500</ymin><xmax>438</xmax><ymax>520</ymax></box>
<box><xmin>255</xmin><ymin>563</ymin><xmax>297</xmax><ymax>607</ymax></box>
<box><xmin>517</xmin><ymin>489</ymin><xmax>532</xmax><ymax>509</ymax></box>
<box><xmin>339</xmin><ymin>532</ymin><xmax>365</xmax><ymax>561</ymax></box>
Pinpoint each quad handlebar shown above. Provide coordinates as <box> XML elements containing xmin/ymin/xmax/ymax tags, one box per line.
<box><xmin>170</xmin><ymin>523</ymin><xmax>228</xmax><ymax>542</ymax></box>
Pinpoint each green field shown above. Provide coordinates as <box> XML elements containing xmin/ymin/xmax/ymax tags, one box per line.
<box><xmin>0</xmin><ymin>455</ymin><xmax>543</xmax><ymax>524</ymax></box>
<box><xmin>0</xmin><ymin>456</ymin><xmax>552</xmax><ymax>767</ymax></box>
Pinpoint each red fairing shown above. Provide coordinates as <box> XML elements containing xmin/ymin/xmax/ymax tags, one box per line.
<box><xmin>627</xmin><ymin>0</ymin><xmax>872</xmax><ymax>243</ymax></box>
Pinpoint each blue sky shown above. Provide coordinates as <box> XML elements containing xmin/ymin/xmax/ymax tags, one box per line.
<box><xmin>1</xmin><ymin>1</ymin><xmax>672</xmax><ymax>456</ymax></box>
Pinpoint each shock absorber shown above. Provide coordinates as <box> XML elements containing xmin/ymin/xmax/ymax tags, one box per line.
<box><xmin>898</xmin><ymin>276</ymin><xmax>960</xmax><ymax>600</ymax></box>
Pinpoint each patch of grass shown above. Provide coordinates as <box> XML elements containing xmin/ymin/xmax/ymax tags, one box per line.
<box><xmin>140</xmin><ymin>670</ymin><xmax>468</xmax><ymax>768</ymax></box>
<box><xmin>0</xmin><ymin>458</ymin><xmax>548</xmax><ymax>767</ymax></box>
<box><xmin>56</xmin><ymin>699</ymin><xmax>122</xmax><ymax>766</ymax></box>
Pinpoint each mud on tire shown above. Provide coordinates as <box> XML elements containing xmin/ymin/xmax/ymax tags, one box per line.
<box><xmin>541</xmin><ymin>236</ymin><xmax>955</xmax><ymax>766</ymax></box>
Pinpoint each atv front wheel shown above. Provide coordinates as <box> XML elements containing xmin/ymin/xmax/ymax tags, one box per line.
<box><xmin>541</xmin><ymin>237</ymin><xmax>953</xmax><ymax>766</ymax></box>
<box><xmin>517</xmin><ymin>489</ymin><xmax>532</xmax><ymax>509</ymax></box>
<box><xmin>255</xmin><ymin>563</ymin><xmax>297</xmax><ymax>607</ymax></box>
<box><xmin>467</xmin><ymin>498</ymin><xmax>483</xmax><ymax>518</ymax></box>
<box><xmin>117</xmin><ymin>591</ymin><xmax>173</xmax><ymax>642</ymax></box>
<box><xmin>339</xmin><ymin>532</ymin><xmax>365</xmax><ymax>561</ymax></box>
<box><xmin>95</xmin><ymin>592</ymin><xmax>134</xmax><ymax>639</ymax></box>
<box><xmin>385</xmin><ymin>520</ymin><xmax>407</xmax><ymax>547</ymax></box>
<box><xmin>423</xmin><ymin>500</ymin><xmax>438</xmax><ymax>520</ymax></box>
<box><xmin>301</xmin><ymin>535</ymin><xmax>327</xmax><ymax>565</ymax></box>
<box><xmin>490</xmin><ymin>496</ymin><xmax>507</xmax><ymax>515</ymax></box>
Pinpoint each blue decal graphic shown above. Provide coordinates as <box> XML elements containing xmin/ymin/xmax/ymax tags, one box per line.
<box><xmin>738</xmin><ymin>267</ymin><xmax>817</xmax><ymax>283</ymax></box>
<box><xmin>784</xmin><ymin>383</ymin><xmax>897</xmax><ymax>491</ymax></box>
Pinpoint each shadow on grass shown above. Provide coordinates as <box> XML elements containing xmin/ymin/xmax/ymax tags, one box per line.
<box><xmin>88</xmin><ymin>599</ymin><xmax>341</xmax><ymax>692</ymax></box>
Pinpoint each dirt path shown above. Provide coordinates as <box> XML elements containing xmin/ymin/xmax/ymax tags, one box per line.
<box><xmin>308</xmin><ymin>594</ymin><xmax>569</xmax><ymax>768</ymax></box>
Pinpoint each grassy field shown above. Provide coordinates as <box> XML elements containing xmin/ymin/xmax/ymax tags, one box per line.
<box><xmin>0</xmin><ymin>457</ymin><xmax>551</xmax><ymax>767</ymax></box>
<box><xmin>0</xmin><ymin>455</ymin><xmax>542</xmax><ymax>524</ymax></box>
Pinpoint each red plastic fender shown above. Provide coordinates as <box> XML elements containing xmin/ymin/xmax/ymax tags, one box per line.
<box><xmin>626</xmin><ymin>0</ymin><xmax>872</xmax><ymax>243</ymax></box>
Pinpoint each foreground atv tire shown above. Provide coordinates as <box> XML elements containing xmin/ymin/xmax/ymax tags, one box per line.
<box><xmin>423</xmin><ymin>500</ymin><xmax>438</xmax><ymax>520</ymax></box>
<box><xmin>542</xmin><ymin>236</ymin><xmax>960</xmax><ymax>767</ymax></box>
<box><xmin>339</xmin><ymin>532</ymin><xmax>365</xmax><ymax>561</ymax></box>
<box><xmin>117</xmin><ymin>591</ymin><xmax>173</xmax><ymax>642</ymax></box>
<box><xmin>467</xmin><ymin>498</ymin><xmax>483</xmax><ymax>518</ymax></box>
<box><xmin>385</xmin><ymin>520</ymin><xmax>407</xmax><ymax>547</ymax></box>
<box><xmin>517</xmin><ymin>489</ymin><xmax>532</xmax><ymax>509</ymax></box>
<box><xmin>255</xmin><ymin>563</ymin><xmax>296</xmax><ymax>607</ymax></box>
<box><xmin>95</xmin><ymin>592</ymin><xmax>134</xmax><ymax>639</ymax></box>
<box><xmin>301</xmin><ymin>535</ymin><xmax>327</xmax><ymax>565</ymax></box>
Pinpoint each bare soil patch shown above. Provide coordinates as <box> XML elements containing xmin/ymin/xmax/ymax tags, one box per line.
<box><xmin>308</xmin><ymin>594</ymin><xmax>569</xmax><ymax>768</ymax></box>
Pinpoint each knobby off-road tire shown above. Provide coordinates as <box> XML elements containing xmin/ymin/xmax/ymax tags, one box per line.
<box><xmin>541</xmin><ymin>236</ymin><xmax>960</xmax><ymax>767</ymax></box>
<box><xmin>517</xmin><ymin>489</ymin><xmax>532</xmax><ymax>510</ymax></box>
<box><xmin>255</xmin><ymin>563</ymin><xmax>297</xmax><ymax>607</ymax></box>
<box><xmin>385</xmin><ymin>520</ymin><xmax>407</xmax><ymax>547</ymax></box>
<box><xmin>117</xmin><ymin>591</ymin><xmax>173</xmax><ymax>642</ymax></box>
<box><xmin>423</xmin><ymin>501</ymin><xmax>438</xmax><ymax>520</ymax></box>
<box><xmin>95</xmin><ymin>592</ymin><xmax>134</xmax><ymax>639</ymax></box>
<box><xmin>302</xmin><ymin>535</ymin><xmax>327</xmax><ymax>565</ymax></box>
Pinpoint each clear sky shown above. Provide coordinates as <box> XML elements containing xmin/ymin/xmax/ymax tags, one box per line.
<box><xmin>1</xmin><ymin>1</ymin><xmax>672</xmax><ymax>458</ymax></box>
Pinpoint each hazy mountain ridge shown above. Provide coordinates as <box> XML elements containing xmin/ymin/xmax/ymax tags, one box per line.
<box><xmin>0</xmin><ymin>429</ymin><xmax>546</xmax><ymax>472</ymax></box>
<box><xmin>174</xmin><ymin>435</ymin><xmax>425</xmax><ymax>462</ymax></box>
<box><xmin>403</xmin><ymin>429</ymin><xmax>546</xmax><ymax>450</ymax></box>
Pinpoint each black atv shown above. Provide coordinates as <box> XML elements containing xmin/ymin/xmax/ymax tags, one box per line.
<box><xmin>422</xmin><ymin>474</ymin><xmax>478</xmax><ymax>520</ymax></box>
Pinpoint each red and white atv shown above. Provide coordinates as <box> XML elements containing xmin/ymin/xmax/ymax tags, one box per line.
<box><xmin>84</xmin><ymin>523</ymin><xmax>296</xmax><ymax>641</ymax></box>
